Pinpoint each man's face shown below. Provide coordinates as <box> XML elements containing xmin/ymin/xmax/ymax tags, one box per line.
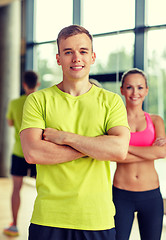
<box><xmin>56</xmin><ymin>33</ymin><xmax>96</xmax><ymax>81</ymax></box>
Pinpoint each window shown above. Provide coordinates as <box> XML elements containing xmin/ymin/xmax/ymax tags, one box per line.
<box><xmin>82</xmin><ymin>0</ymin><xmax>135</xmax><ymax>34</ymax></box>
<box><xmin>34</xmin><ymin>43</ymin><xmax>62</xmax><ymax>90</ymax></box>
<box><xmin>146</xmin><ymin>0</ymin><xmax>166</xmax><ymax>26</ymax></box>
<box><xmin>91</xmin><ymin>32</ymin><xmax>134</xmax><ymax>75</ymax></box>
<box><xmin>35</xmin><ymin>0</ymin><xmax>73</xmax><ymax>42</ymax></box>
<box><xmin>146</xmin><ymin>28</ymin><xmax>166</xmax><ymax>198</ymax></box>
<box><xmin>146</xmin><ymin>29</ymin><xmax>166</xmax><ymax>121</ymax></box>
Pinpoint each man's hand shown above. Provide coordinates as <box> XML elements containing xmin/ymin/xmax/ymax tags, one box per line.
<box><xmin>43</xmin><ymin>128</ymin><xmax>68</xmax><ymax>145</ymax></box>
<box><xmin>20</xmin><ymin>128</ymin><xmax>85</xmax><ymax>164</ymax></box>
<box><xmin>7</xmin><ymin>119</ymin><xmax>14</xmax><ymax>126</ymax></box>
<box><xmin>43</xmin><ymin>126</ymin><xmax>130</xmax><ymax>162</ymax></box>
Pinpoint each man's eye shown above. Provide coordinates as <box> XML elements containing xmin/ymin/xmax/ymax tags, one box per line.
<box><xmin>65</xmin><ymin>51</ymin><xmax>72</xmax><ymax>55</ymax></box>
<box><xmin>138</xmin><ymin>87</ymin><xmax>143</xmax><ymax>90</ymax></box>
<box><xmin>126</xmin><ymin>86</ymin><xmax>131</xmax><ymax>89</ymax></box>
<box><xmin>81</xmin><ymin>51</ymin><xmax>88</xmax><ymax>54</ymax></box>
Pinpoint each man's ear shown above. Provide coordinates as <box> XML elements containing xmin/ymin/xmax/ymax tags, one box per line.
<box><xmin>56</xmin><ymin>54</ymin><xmax>61</xmax><ymax>66</ymax></box>
<box><xmin>22</xmin><ymin>82</ymin><xmax>26</xmax><ymax>90</ymax></box>
<box><xmin>91</xmin><ymin>52</ymin><xmax>96</xmax><ymax>65</ymax></box>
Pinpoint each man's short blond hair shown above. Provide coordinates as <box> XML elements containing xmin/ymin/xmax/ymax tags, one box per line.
<box><xmin>57</xmin><ymin>25</ymin><xmax>93</xmax><ymax>54</ymax></box>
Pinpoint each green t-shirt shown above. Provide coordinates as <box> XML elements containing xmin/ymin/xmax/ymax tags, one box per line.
<box><xmin>6</xmin><ymin>94</ymin><xmax>27</xmax><ymax>157</ymax></box>
<box><xmin>20</xmin><ymin>84</ymin><xmax>129</xmax><ymax>230</ymax></box>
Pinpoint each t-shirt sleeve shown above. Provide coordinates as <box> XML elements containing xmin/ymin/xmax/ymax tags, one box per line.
<box><xmin>106</xmin><ymin>94</ymin><xmax>129</xmax><ymax>131</ymax></box>
<box><xmin>20</xmin><ymin>93</ymin><xmax>46</xmax><ymax>132</ymax></box>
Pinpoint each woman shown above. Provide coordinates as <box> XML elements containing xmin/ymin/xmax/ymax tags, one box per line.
<box><xmin>113</xmin><ymin>68</ymin><xmax>166</xmax><ymax>240</ymax></box>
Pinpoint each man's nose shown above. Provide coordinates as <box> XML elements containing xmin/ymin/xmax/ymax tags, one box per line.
<box><xmin>72</xmin><ymin>53</ymin><xmax>80</xmax><ymax>63</ymax></box>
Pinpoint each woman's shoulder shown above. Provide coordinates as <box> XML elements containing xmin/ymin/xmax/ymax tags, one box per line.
<box><xmin>148</xmin><ymin>113</ymin><xmax>164</xmax><ymax>125</ymax></box>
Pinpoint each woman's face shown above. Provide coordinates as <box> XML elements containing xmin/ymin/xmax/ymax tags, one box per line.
<box><xmin>121</xmin><ymin>73</ymin><xmax>149</xmax><ymax>106</ymax></box>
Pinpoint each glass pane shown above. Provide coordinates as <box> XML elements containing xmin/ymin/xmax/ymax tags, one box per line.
<box><xmin>146</xmin><ymin>29</ymin><xmax>166</xmax><ymax>123</ymax></box>
<box><xmin>34</xmin><ymin>43</ymin><xmax>62</xmax><ymax>89</ymax></box>
<box><xmin>146</xmin><ymin>0</ymin><xmax>166</xmax><ymax>26</ymax></box>
<box><xmin>102</xmin><ymin>81</ymin><xmax>121</xmax><ymax>96</ymax></box>
<box><xmin>91</xmin><ymin>32</ymin><xmax>134</xmax><ymax>75</ymax></box>
<box><xmin>146</xmin><ymin>29</ymin><xmax>166</xmax><ymax>199</ymax></box>
<box><xmin>35</xmin><ymin>0</ymin><xmax>73</xmax><ymax>42</ymax></box>
<box><xmin>82</xmin><ymin>0</ymin><xmax>135</xmax><ymax>34</ymax></box>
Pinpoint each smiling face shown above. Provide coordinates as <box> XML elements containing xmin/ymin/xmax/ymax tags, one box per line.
<box><xmin>121</xmin><ymin>73</ymin><xmax>149</xmax><ymax>106</ymax></box>
<box><xmin>56</xmin><ymin>33</ymin><xmax>96</xmax><ymax>82</ymax></box>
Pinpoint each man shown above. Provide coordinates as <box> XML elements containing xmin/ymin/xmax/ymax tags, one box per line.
<box><xmin>20</xmin><ymin>25</ymin><xmax>130</xmax><ymax>240</ymax></box>
<box><xmin>4</xmin><ymin>71</ymin><xmax>39</xmax><ymax>237</ymax></box>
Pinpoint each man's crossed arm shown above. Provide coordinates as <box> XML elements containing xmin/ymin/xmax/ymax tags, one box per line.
<box><xmin>20</xmin><ymin>126</ymin><xmax>130</xmax><ymax>165</ymax></box>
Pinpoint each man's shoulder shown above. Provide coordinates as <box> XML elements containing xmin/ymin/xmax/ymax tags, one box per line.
<box><xmin>27</xmin><ymin>85</ymin><xmax>57</xmax><ymax>101</ymax></box>
<box><xmin>94</xmin><ymin>86</ymin><xmax>122</xmax><ymax>102</ymax></box>
<box><xmin>9</xmin><ymin>94</ymin><xmax>26</xmax><ymax>105</ymax></box>
<box><xmin>93</xmin><ymin>85</ymin><xmax>115</xmax><ymax>95</ymax></box>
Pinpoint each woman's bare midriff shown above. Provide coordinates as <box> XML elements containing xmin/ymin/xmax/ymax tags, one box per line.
<box><xmin>113</xmin><ymin>160</ymin><xmax>159</xmax><ymax>191</ymax></box>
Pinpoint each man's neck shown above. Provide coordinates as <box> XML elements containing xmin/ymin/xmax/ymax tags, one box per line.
<box><xmin>57</xmin><ymin>79</ymin><xmax>92</xmax><ymax>97</ymax></box>
<box><xmin>25</xmin><ymin>89</ymin><xmax>36</xmax><ymax>96</ymax></box>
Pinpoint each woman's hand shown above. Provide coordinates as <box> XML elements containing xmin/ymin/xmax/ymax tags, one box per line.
<box><xmin>153</xmin><ymin>137</ymin><xmax>166</xmax><ymax>146</ymax></box>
